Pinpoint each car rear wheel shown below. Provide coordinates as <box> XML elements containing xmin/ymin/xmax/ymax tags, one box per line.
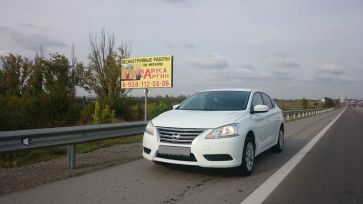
<box><xmin>272</xmin><ymin>129</ymin><xmax>284</xmax><ymax>152</ymax></box>
<box><xmin>238</xmin><ymin>137</ymin><xmax>255</xmax><ymax>176</ymax></box>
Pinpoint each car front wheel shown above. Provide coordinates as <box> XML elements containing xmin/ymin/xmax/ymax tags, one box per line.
<box><xmin>238</xmin><ymin>137</ymin><xmax>255</xmax><ymax>176</ymax></box>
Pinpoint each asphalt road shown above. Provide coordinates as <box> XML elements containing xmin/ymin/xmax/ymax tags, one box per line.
<box><xmin>264</xmin><ymin>106</ymin><xmax>363</xmax><ymax>204</ymax></box>
<box><xmin>0</xmin><ymin>108</ymin><xmax>348</xmax><ymax>204</ymax></box>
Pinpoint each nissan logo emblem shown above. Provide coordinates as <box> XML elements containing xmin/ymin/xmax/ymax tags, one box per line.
<box><xmin>172</xmin><ymin>133</ymin><xmax>180</xmax><ymax>142</ymax></box>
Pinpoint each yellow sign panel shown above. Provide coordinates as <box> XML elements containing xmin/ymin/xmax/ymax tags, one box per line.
<box><xmin>121</xmin><ymin>55</ymin><xmax>173</xmax><ymax>89</ymax></box>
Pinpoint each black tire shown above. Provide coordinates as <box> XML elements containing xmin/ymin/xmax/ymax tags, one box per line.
<box><xmin>272</xmin><ymin>129</ymin><xmax>284</xmax><ymax>153</ymax></box>
<box><xmin>237</xmin><ymin>137</ymin><xmax>255</xmax><ymax>176</ymax></box>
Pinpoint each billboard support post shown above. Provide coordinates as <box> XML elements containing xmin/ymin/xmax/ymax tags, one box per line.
<box><xmin>144</xmin><ymin>88</ymin><xmax>148</xmax><ymax>121</ymax></box>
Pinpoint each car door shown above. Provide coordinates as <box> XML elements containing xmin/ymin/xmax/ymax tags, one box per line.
<box><xmin>250</xmin><ymin>92</ymin><xmax>270</xmax><ymax>150</ymax></box>
<box><xmin>261</xmin><ymin>93</ymin><xmax>279</xmax><ymax>146</ymax></box>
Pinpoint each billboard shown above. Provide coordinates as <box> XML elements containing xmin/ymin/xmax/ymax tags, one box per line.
<box><xmin>121</xmin><ymin>55</ymin><xmax>173</xmax><ymax>89</ymax></box>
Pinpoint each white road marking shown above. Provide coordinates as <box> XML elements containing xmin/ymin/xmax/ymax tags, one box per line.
<box><xmin>241</xmin><ymin>108</ymin><xmax>346</xmax><ymax>204</ymax></box>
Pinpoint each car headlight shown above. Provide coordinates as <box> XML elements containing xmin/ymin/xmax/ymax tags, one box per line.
<box><xmin>145</xmin><ymin>121</ymin><xmax>155</xmax><ymax>135</ymax></box>
<box><xmin>206</xmin><ymin>124</ymin><xmax>239</xmax><ymax>139</ymax></box>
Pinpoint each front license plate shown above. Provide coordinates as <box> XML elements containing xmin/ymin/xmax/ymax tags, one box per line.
<box><xmin>158</xmin><ymin>145</ymin><xmax>191</xmax><ymax>156</ymax></box>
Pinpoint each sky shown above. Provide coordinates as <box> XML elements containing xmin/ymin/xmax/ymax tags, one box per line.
<box><xmin>0</xmin><ymin>0</ymin><xmax>362</xmax><ymax>99</ymax></box>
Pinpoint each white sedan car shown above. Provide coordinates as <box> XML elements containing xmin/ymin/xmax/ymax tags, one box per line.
<box><xmin>142</xmin><ymin>89</ymin><xmax>284</xmax><ymax>175</ymax></box>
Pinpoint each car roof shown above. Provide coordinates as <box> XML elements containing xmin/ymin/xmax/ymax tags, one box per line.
<box><xmin>198</xmin><ymin>88</ymin><xmax>262</xmax><ymax>93</ymax></box>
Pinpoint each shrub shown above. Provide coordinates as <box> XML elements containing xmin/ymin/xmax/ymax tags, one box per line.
<box><xmin>93</xmin><ymin>102</ymin><xmax>115</xmax><ymax>124</ymax></box>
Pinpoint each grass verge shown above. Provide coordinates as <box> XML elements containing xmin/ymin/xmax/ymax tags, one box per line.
<box><xmin>0</xmin><ymin>135</ymin><xmax>143</xmax><ymax>168</ymax></box>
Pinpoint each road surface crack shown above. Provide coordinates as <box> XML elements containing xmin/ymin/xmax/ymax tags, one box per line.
<box><xmin>161</xmin><ymin>177</ymin><xmax>216</xmax><ymax>204</ymax></box>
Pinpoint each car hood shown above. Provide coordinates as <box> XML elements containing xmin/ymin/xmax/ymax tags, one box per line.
<box><xmin>152</xmin><ymin>110</ymin><xmax>247</xmax><ymax>129</ymax></box>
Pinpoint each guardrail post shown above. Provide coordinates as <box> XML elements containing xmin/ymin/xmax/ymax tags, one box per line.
<box><xmin>286</xmin><ymin>114</ymin><xmax>290</xmax><ymax>121</ymax></box>
<box><xmin>67</xmin><ymin>144</ymin><xmax>76</xmax><ymax>169</ymax></box>
<box><xmin>302</xmin><ymin>112</ymin><xmax>305</xmax><ymax>117</ymax></box>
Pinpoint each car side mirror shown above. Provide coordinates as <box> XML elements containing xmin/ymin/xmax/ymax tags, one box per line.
<box><xmin>173</xmin><ymin>104</ymin><xmax>180</xmax><ymax>110</ymax></box>
<box><xmin>252</xmin><ymin>104</ymin><xmax>269</xmax><ymax>113</ymax></box>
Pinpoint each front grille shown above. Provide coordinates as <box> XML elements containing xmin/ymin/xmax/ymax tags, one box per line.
<box><xmin>157</xmin><ymin>127</ymin><xmax>205</xmax><ymax>144</ymax></box>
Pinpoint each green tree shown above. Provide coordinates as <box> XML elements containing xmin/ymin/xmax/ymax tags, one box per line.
<box><xmin>302</xmin><ymin>98</ymin><xmax>308</xmax><ymax>109</ymax></box>
<box><xmin>324</xmin><ymin>97</ymin><xmax>335</xmax><ymax>108</ymax></box>
<box><xmin>0</xmin><ymin>68</ymin><xmax>4</xmax><ymax>96</ymax></box>
<box><xmin>150</xmin><ymin>101</ymin><xmax>171</xmax><ymax>119</ymax></box>
<box><xmin>29</xmin><ymin>56</ymin><xmax>44</xmax><ymax>95</ymax></box>
<box><xmin>42</xmin><ymin>53</ymin><xmax>75</xmax><ymax>96</ymax></box>
<box><xmin>93</xmin><ymin>101</ymin><xmax>115</xmax><ymax>124</ymax></box>
<box><xmin>0</xmin><ymin>54</ymin><xmax>32</xmax><ymax>96</ymax></box>
<box><xmin>0</xmin><ymin>53</ymin><xmax>82</xmax><ymax>130</ymax></box>
<box><xmin>137</xmin><ymin>103</ymin><xmax>143</xmax><ymax>120</ymax></box>
<box><xmin>82</xmin><ymin>30</ymin><xmax>131</xmax><ymax>109</ymax></box>
<box><xmin>93</xmin><ymin>101</ymin><xmax>102</xmax><ymax>124</ymax></box>
<box><xmin>40</xmin><ymin>54</ymin><xmax>81</xmax><ymax>127</ymax></box>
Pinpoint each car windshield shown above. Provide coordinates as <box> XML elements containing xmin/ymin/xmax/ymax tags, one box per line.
<box><xmin>178</xmin><ymin>91</ymin><xmax>250</xmax><ymax>111</ymax></box>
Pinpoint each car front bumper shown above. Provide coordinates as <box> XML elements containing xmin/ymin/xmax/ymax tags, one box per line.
<box><xmin>142</xmin><ymin>130</ymin><xmax>244</xmax><ymax>168</ymax></box>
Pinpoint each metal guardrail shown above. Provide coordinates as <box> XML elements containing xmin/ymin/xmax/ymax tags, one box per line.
<box><xmin>283</xmin><ymin>108</ymin><xmax>334</xmax><ymax>121</ymax></box>
<box><xmin>0</xmin><ymin>108</ymin><xmax>335</xmax><ymax>169</ymax></box>
<box><xmin>0</xmin><ymin>121</ymin><xmax>147</xmax><ymax>169</ymax></box>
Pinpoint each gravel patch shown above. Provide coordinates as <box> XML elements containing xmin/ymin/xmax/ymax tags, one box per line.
<box><xmin>0</xmin><ymin>143</ymin><xmax>142</xmax><ymax>195</ymax></box>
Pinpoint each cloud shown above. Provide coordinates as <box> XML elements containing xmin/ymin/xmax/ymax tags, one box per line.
<box><xmin>166</xmin><ymin>42</ymin><xmax>195</xmax><ymax>50</ymax></box>
<box><xmin>162</xmin><ymin>0</ymin><xmax>190</xmax><ymax>6</ymax></box>
<box><xmin>162</xmin><ymin>0</ymin><xmax>188</xmax><ymax>4</ymax></box>
<box><xmin>183</xmin><ymin>43</ymin><xmax>195</xmax><ymax>49</ymax></box>
<box><xmin>319</xmin><ymin>64</ymin><xmax>344</xmax><ymax>75</ymax></box>
<box><xmin>269</xmin><ymin>70</ymin><xmax>294</xmax><ymax>80</ymax></box>
<box><xmin>18</xmin><ymin>23</ymin><xmax>49</xmax><ymax>32</ymax></box>
<box><xmin>189</xmin><ymin>53</ymin><xmax>228</xmax><ymax>69</ymax></box>
<box><xmin>260</xmin><ymin>53</ymin><xmax>300</xmax><ymax>70</ymax></box>
<box><xmin>275</xmin><ymin>52</ymin><xmax>295</xmax><ymax>59</ymax></box>
<box><xmin>311</xmin><ymin>75</ymin><xmax>353</xmax><ymax>83</ymax></box>
<box><xmin>209</xmin><ymin>66</ymin><xmax>294</xmax><ymax>82</ymax></box>
<box><xmin>304</xmin><ymin>64</ymin><xmax>353</xmax><ymax>83</ymax></box>
<box><xmin>0</xmin><ymin>50</ymin><xmax>10</xmax><ymax>56</ymax></box>
<box><xmin>0</xmin><ymin>26</ymin><xmax>65</xmax><ymax>52</ymax></box>
<box><xmin>260</xmin><ymin>52</ymin><xmax>295</xmax><ymax>60</ymax></box>
<box><xmin>275</xmin><ymin>62</ymin><xmax>301</xmax><ymax>69</ymax></box>
<box><xmin>241</xmin><ymin>64</ymin><xmax>254</xmax><ymax>70</ymax></box>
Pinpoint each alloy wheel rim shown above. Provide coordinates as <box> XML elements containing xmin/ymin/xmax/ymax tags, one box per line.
<box><xmin>245</xmin><ymin>142</ymin><xmax>254</xmax><ymax>171</ymax></box>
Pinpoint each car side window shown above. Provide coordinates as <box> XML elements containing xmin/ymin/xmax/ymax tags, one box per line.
<box><xmin>269</xmin><ymin>96</ymin><xmax>276</xmax><ymax>108</ymax></box>
<box><xmin>252</xmin><ymin>93</ymin><xmax>264</xmax><ymax>108</ymax></box>
<box><xmin>261</xmin><ymin>93</ymin><xmax>273</xmax><ymax>109</ymax></box>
